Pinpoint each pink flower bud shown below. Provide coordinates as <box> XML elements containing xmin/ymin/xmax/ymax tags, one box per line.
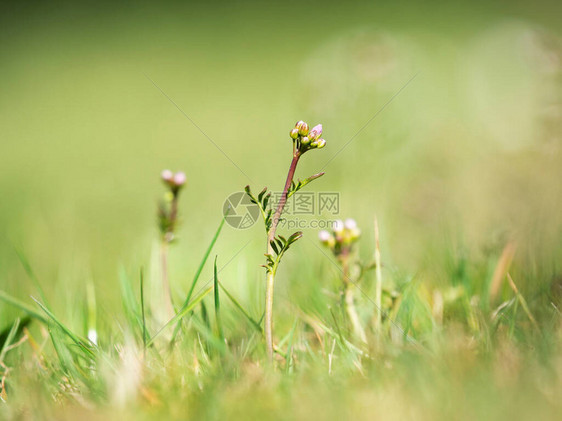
<box><xmin>161</xmin><ymin>169</ymin><xmax>173</xmax><ymax>183</ymax></box>
<box><xmin>333</xmin><ymin>219</ymin><xmax>344</xmax><ymax>233</ymax></box>
<box><xmin>344</xmin><ymin>218</ymin><xmax>357</xmax><ymax>230</ymax></box>
<box><xmin>290</xmin><ymin>128</ymin><xmax>299</xmax><ymax>139</ymax></box>
<box><xmin>318</xmin><ymin>230</ymin><xmax>331</xmax><ymax>242</ymax></box>
<box><xmin>316</xmin><ymin>138</ymin><xmax>326</xmax><ymax>149</ymax></box>
<box><xmin>173</xmin><ymin>172</ymin><xmax>186</xmax><ymax>187</ymax></box>
<box><xmin>308</xmin><ymin>124</ymin><xmax>323</xmax><ymax>140</ymax></box>
<box><xmin>301</xmin><ymin>136</ymin><xmax>310</xmax><ymax>145</ymax></box>
<box><xmin>319</xmin><ymin>230</ymin><xmax>335</xmax><ymax>248</ymax></box>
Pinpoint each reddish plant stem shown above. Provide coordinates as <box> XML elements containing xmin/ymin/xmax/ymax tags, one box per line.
<box><xmin>265</xmin><ymin>151</ymin><xmax>301</xmax><ymax>361</ymax></box>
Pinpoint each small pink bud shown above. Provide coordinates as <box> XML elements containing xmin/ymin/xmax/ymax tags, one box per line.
<box><xmin>316</xmin><ymin>138</ymin><xmax>326</xmax><ymax>149</ymax></box>
<box><xmin>344</xmin><ymin>218</ymin><xmax>357</xmax><ymax>230</ymax></box>
<box><xmin>173</xmin><ymin>172</ymin><xmax>186</xmax><ymax>187</ymax></box>
<box><xmin>333</xmin><ymin>220</ymin><xmax>344</xmax><ymax>233</ymax></box>
<box><xmin>290</xmin><ymin>128</ymin><xmax>299</xmax><ymax>139</ymax></box>
<box><xmin>318</xmin><ymin>230</ymin><xmax>331</xmax><ymax>242</ymax></box>
<box><xmin>161</xmin><ymin>169</ymin><xmax>173</xmax><ymax>182</ymax></box>
<box><xmin>301</xmin><ymin>136</ymin><xmax>310</xmax><ymax>145</ymax></box>
<box><xmin>309</xmin><ymin>124</ymin><xmax>323</xmax><ymax>140</ymax></box>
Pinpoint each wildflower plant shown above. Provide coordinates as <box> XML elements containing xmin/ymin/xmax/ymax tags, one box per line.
<box><xmin>319</xmin><ymin>219</ymin><xmax>368</xmax><ymax>343</ymax></box>
<box><xmin>245</xmin><ymin>120</ymin><xmax>326</xmax><ymax>360</ymax></box>
<box><xmin>158</xmin><ymin>170</ymin><xmax>186</xmax><ymax>317</ymax></box>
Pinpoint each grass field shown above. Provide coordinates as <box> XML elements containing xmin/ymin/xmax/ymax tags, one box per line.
<box><xmin>1</xmin><ymin>1</ymin><xmax>562</xmax><ymax>419</ymax></box>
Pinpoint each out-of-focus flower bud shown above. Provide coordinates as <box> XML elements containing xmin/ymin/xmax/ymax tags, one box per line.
<box><xmin>308</xmin><ymin>124</ymin><xmax>323</xmax><ymax>141</ymax></box>
<box><xmin>290</xmin><ymin>128</ymin><xmax>299</xmax><ymax>139</ymax></box>
<box><xmin>319</xmin><ymin>230</ymin><xmax>331</xmax><ymax>242</ymax></box>
<box><xmin>344</xmin><ymin>218</ymin><xmax>357</xmax><ymax>230</ymax></box>
<box><xmin>349</xmin><ymin>227</ymin><xmax>361</xmax><ymax>241</ymax></box>
<box><xmin>319</xmin><ymin>230</ymin><xmax>335</xmax><ymax>248</ymax></box>
<box><xmin>301</xmin><ymin>136</ymin><xmax>310</xmax><ymax>146</ymax></box>
<box><xmin>316</xmin><ymin>138</ymin><xmax>326</xmax><ymax>149</ymax></box>
<box><xmin>173</xmin><ymin>172</ymin><xmax>187</xmax><ymax>187</ymax></box>
<box><xmin>161</xmin><ymin>169</ymin><xmax>174</xmax><ymax>183</ymax></box>
<box><xmin>333</xmin><ymin>219</ymin><xmax>344</xmax><ymax>233</ymax></box>
<box><xmin>298</xmin><ymin>121</ymin><xmax>309</xmax><ymax>136</ymax></box>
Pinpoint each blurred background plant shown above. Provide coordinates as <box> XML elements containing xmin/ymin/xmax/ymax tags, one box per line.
<box><xmin>158</xmin><ymin>169</ymin><xmax>186</xmax><ymax>318</ymax></box>
<box><xmin>0</xmin><ymin>0</ymin><xmax>562</xmax><ymax>419</ymax></box>
<box><xmin>319</xmin><ymin>219</ymin><xmax>370</xmax><ymax>343</ymax></box>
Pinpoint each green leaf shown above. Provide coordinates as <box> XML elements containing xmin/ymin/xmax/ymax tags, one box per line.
<box><xmin>288</xmin><ymin>231</ymin><xmax>303</xmax><ymax>244</ymax></box>
<box><xmin>258</xmin><ymin>187</ymin><xmax>267</xmax><ymax>203</ymax></box>
<box><xmin>287</xmin><ymin>172</ymin><xmax>325</xmax><ymax>199</ymax></box>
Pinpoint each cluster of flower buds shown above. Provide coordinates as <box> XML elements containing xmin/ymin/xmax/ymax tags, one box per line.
<box><xmin>319</xmin><ymin>218</ymin><xmax>361</xmax><ymax>256</ymax></box>
<box><xmin>290</xmin><ymin>120</ymin><xmax>327</xmax><ymax>153</ymax></box>
<box><xmin>161</xmin><ymin>169</ymin><xmax>186</xmax><ymax>195</ymax></box>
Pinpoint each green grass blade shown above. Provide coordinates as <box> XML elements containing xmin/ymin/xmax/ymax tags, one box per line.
<box><xmin>0</xmin><ymin>318</ymin><xmax>21</xmax><ymax>361</ymax></box>
<box><xmin>219</xmin><ymin>281</ymin><xmax>262</xmax><ymax>333</ymax></box>
<box><xmin>285</xmin><ymin>319</ymin><xmax>298</xmax><ymax>374</ymax></box>
<box><xmin>119</xmin><ymin>267</ymin><xmax>141</xmax><ymax>328</ymax></box>
<box><xmin>170</xmin><ymin>215</ymin><xmax>227</xmax><ymax>342</ymax></box>
<box><xmin>147</xmin><ymin>285</ymin><xmax>213</xmax><ymax>347</ymax></box>
<box><xmin>14</xmin><ymin>247</ymin><xmax>48</xmax><ymax>305</ymax></box>
<box><xmin>140</xmin><ymin>268</ymin><xmax>148</xmax><ymax>349</ymax></box>
<box><xmin>86</xmin><ymin>280</ymin><xmax>97</xmax><ymax>345</ymax></box>
<box><xmin>214</xmin><ymin>256</ymin><xmax>225</xmax><ymax>344</ymax></box>
<box><xmin>182</xmin><ymin>215</ymin><xmax>227</xmax><ymax>311</ymax></box>
<box><xmin>191</xmin><ymin>314</ymin><xmax>228</xmax><ymax>356</ymax></box>
<box><xmin>31</xmin><ymin>297</ymin><xmax>96</xmax><ymax>358</ymax></box>
<box><xmin>0</xmin><ymin>290</ymin><xmax>48</xmax><ymax>324</ymax></box>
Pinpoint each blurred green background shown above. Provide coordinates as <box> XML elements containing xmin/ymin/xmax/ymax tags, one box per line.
<box><xmin>1</xmin><ymin>0</ymin><xmax>561</xmax><ymax>316</ymax></box>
